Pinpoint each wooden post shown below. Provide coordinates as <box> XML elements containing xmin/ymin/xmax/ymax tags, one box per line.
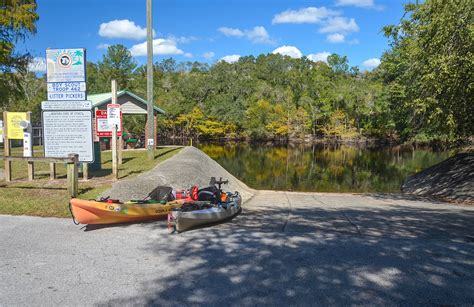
<box><xmin>112</xmin><ymin>124</ymin><xmax>118</xmax><ymax>180</ymax></box>
<box><xmin>82</xmin><ymin>163</ymin><xmax>89</xmax><ymax>181</ymax></box>
<box><xmin>111</xmin><ymin>79</ymin><xmax>123</xmax><ymax>165</ymax></box>
<box><xmin>154</xmin><ymin>114</ymin><xmax>157</xmax><ymax>149</ymax></box>
<box><xmin>118</xmin><ymin>135</ymin><xmax>123</xmax><ymax>165</ymax></box>
<box><xmin>49</xmin><ymin>163</ymin><xmax>56</xmax><ymax>180</ymax></box>
<box><xmin>3</xmin><ymin>111</ymin><xmax>11</xmax><ymax>182</ymax></box>
<box><xmin>26</xmin><ymin>112</ymin><xmax>34</xmax><ymax>181</ymax></box>
<box><xmin>67</xmin><ymin>154</ymin><xmax>79</xmax><ymax>198</ymax></box>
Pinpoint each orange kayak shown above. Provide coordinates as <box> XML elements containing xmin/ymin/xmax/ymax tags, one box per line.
<box><xmin>69</xmin><ymin>198</ymin><xmax>184</xmax><ymax>225</ymax></box>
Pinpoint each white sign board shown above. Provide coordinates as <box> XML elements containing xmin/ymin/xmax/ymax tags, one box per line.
<box><xmin>23</xmin><ymin>132</ymin><xmax>32</xmax><ymax>157</ymax></box>
<box><xmin>47</xmin><ymin>91</ymin><xmax>86</xmax><ymax>101</ymax></box>
<box><xmin>46</xmin><ymin>48</ymin><xmax>86</xmax><ymax>83</ymax></box>
<box><xmin>47</xmin><ymin>82</ymin><xmax>86</xmax><ymax>92</ymax></box>
<box><xmin>107</xmin><ymin>104</ymin><xmax>121</xmax><ymax>128</ymax></box>
<box><xmin>42</xmin><ymin>100</ymin><xmax>92</xmax><ymax>110</ymax></box>
<box><xmin>43</xmin><ymin>110</ymin><xmax>94</xmax><ymax>162</ymax></box>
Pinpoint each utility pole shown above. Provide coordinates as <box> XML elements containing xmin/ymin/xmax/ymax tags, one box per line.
<box><xmin>146</xmin><ymin>0</ymin><xmax>154</xmax><ymax>160</ymax></box>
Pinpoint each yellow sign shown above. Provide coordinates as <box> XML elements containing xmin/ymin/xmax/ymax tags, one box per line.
<box><xmin>6</xmin><ymin>112</ymin><xmax>27</xmax><ymax>139</ymax></box>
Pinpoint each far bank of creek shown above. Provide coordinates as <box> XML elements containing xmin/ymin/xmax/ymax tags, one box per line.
<box><xmin>170</xmin><ymin>142</ymin><xmax>453</xmax><ymax>193</ymax></box>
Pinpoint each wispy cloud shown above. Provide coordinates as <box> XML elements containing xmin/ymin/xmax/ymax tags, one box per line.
<box><xmin>97</xmin><ymin>43</ymin><xmax>110</xmax><ymax>49</ymax></box>
<box><xmin>319</xmin><ymin>17</ymin><xmax>359</xmax><ymax>34</ymax></box>
<box><xmin>335</xmin><ymin>0</ymin><xmax>373</xmax><ymax>8</ymax></box>
<box><xmin>167</xmin><ymin>35</ymin><xmax>198</xmax><ymax>44</ymax></box>
<box><xmin>220</xmin><ymin>55</ymin><xmax>241</xmax><ymax>63</ymax></box>
<box><xmin>327</xmin><ymin>33</ymin><xmax>345</xmax><ymax>43</ymax></box>
<box><xmin>203</xmin><ymin>52</ymin><xmax>215</xmax><ymax>59</ymax></box>
<box><xmin>362</xmin><ymin>58</ymin><xmax>381</xmax><ymax>68</ymax></box>
<box><xmin>129</xmin><ymin>39</ymin><xmax>184</xmax><ymax>56</ymax></box>
<box><xmin>307</xmin><ymin>52</ymin><xmax>331</xmax><ymax>63</ymax></box>
<box><xmin>272</xmin><ymin>7</ymin><xmax>340</xmax><ymax>24</ymax></box>
<box><xmin>218</xmin><ymin>26</ymin><xmax>275</xmax><ymax>44</ymax></box>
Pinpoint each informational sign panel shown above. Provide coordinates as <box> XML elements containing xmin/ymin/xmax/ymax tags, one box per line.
<box><xmin>23</xmin><ymin>131</ymin><xmax>32</xmax><ymax>157</ymax></box>
<box><xmin>107</xmin><ymin>104</ymin><xmax>121</xmax><ymax>128</ymax></box>
<box><xmin>96</xmin><ymin>110</ymin><xmax>122</xmax><ymax>137</ymax></box>
<box><xmin>6</xmin><ymin>112</ymin><xmax>27</xmax><ymax>140</ymax></box>
<box><xmin>46</xmin><ymin>49</ymin><xmax>86</xmax><ymax>82</ymax></box>
<box><xmin>43</xmin><ymin>110</ymin><xmax>94</xmax><ymax>162</ymax></box>
<box><xmin>0</xmin><ymin>120</ymin><xmax>3</xmax><ymax>143</ymax></box>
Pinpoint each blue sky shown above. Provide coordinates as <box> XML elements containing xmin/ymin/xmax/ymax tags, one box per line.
<box><xmin>25</xmin><ymin>0</ymin><xmax>407</xmax><ymax>72</ymax></box>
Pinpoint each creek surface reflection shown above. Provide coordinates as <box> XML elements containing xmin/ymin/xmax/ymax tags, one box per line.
<box><xmin>197</xmin><ymin>143</ymin><xmax>452</xmax><ymax>193</ymax></box>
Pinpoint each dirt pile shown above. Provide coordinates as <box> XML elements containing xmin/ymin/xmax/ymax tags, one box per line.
<box><xmin>401</xmin><ymin>153</ymin><xmax>473</xmax><ymax>203</ymax></box>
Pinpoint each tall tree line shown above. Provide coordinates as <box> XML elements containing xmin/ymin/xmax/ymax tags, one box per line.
<box><xmin>1</xmin><ymin>0</ymin><xmax>472</xmax><ymax>145</ymax></box>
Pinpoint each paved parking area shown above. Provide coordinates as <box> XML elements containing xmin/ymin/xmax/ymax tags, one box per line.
<box><xmin>1</xmin><ymin>192</ymin><xmax>473</xmax><ymax>306</ymax></box>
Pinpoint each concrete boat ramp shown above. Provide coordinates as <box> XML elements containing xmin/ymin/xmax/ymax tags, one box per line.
<box><xmin>1</xmin><ymin>147</ymin><xmax>473</xmax><ymax>305</ymax></box>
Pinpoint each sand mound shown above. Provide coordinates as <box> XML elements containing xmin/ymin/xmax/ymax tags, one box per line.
<box><xmin>101</xmin><ymin>146</ymin><xmax>254</xmax><ymax>202</ymax></box>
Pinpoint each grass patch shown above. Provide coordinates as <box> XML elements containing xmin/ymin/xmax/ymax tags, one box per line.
<box><xmin>0</xmin><ymin>146</ymin><xmax>182</xmax><ymax>217</ymax></box>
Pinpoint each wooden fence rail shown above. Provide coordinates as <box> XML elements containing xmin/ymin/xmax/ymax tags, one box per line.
<box><xmin>0</xmin><ymin>153</ymin><xmax>79</xmax><ymax>198</ymax></box>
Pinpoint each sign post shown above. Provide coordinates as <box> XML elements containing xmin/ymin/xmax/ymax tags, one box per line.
<box><xmin>2</xmin><ymin>112</ymin><xmax>10</xmax><ymax>182</ymax></box>
<box><xmin>110</xmin><ymin>80</ymin><xmax>119</xmax><ymax>178</ymax></box>
<box><xmin>0</xmin><ymin>119</ymin><xmax>3</xmax><ymax>143</ymax></box>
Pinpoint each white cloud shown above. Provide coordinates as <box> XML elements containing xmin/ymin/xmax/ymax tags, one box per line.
<box><xmin>96</xmin><ymin>43</ymin><xmax>110</xmax><ymax>49</ymax></box>
<box><xmin>319</xmin><ymin>17</ymin><xmax>359</xmax><ymax>33</ymax></box>
<box><xmin>167</xmin><ymin>35</ymin><xmax>198</xmax><ymax>44</ymax></box>
<box><xmin>307</xmin><ymin>52</ymin><xmax>331</xmax><ymax>63</ymax></box>
<box><xmin>362</xmin><ymin>58</ymin><xmax>381</xmax><ymax>68</ymax></box>
<box><xmin>272</xmin><ymin>7</ymin><xmax>340</xmax><ymax>24</ymax></box>
<box><xmin>246</xmin><ymin>26</ymin><xmax>273</xmax><ymax>44</ymax></box>
<box><xmin>335</xmin><ymin>0</ymin><xmax>375</xmax><ymax>8</ymax></box>
<box><xmin>272</xmin><ymin>45</ymin><xmax>302</xmax><ymax>58</ymax></box>
<box><xmin>98</xmin><ymin>19</ymin><xmax>154</xmax><ymax>40</ymax></box>
<box><xmin>218</xmin><ymin>27</ymin><xmax>244</xmax><ymax>37</ymax></box>
<box><xmin>349</xmin><ymin>38</ymin><xmax>360</xmax><ymax>45</ymax></box>
<box><xmin>28</xmin><ymin>57</ymin><xmax>46</xmax><ymax>72</ymax></box>
<box><xmin>203</xmin><ymin>51</ymin><xmax>215</xmax><ymax>59</ymax></box>
<box><xmin>220</xmin><ymin>55</ymin><xmax>241</xmax><ymax>63</ymax></box>
<box><xmin>327</xmin><ymin>33</ymin><xmax>345</xmax><ymax>43</ymax></box>
<box><xmin>219</xmin><ymin>26</ymin><xmax>274</xmax><ymax>44</ymax></box>
<box><xmin>184</xmin><ymin>53</ymin><xmax>193</xmax><ymax>58</ymax></box>
<box><xmin>130</xmin><ymin>39</ymin><xmax>184</xmax><ymax>56</ymax></box>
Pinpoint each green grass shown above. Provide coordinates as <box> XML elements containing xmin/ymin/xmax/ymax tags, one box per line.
<box><xmin>0</xmin><ymin>146</ymin><xmax>182</xmax><ymax>217</ymax></box>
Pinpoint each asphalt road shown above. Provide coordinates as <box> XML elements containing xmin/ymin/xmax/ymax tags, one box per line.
<box><xmin>1</xmin><ymin>191</ymin><xmax>473</xmax><ymax>306</ymax></box>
